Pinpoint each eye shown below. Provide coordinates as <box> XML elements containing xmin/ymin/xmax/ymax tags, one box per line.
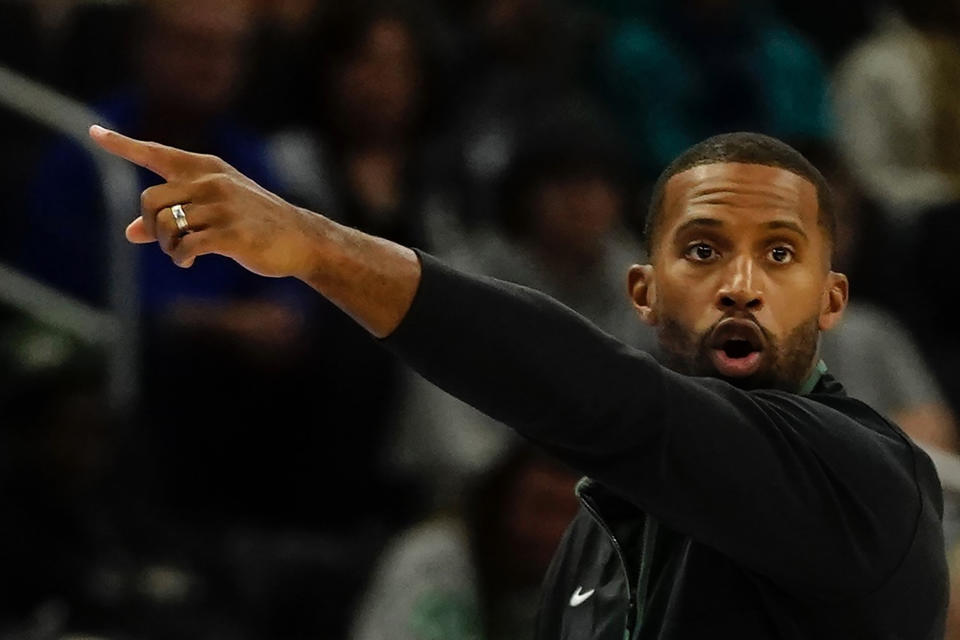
<box><xmin>769</xmin><ymin>246</ymin><xmax>794</xmax><ymax>264</ymax></box>
<box><xmin>685</xmin><ymin>242</ymin><xmax>718</xmax><ymax>262</ymax></box>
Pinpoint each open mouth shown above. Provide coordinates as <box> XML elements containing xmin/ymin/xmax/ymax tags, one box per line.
<box><xmin>721</xmin><ymin>339</ymin><xmax>756</xmax><ymax>359</ymax></box>
<box><xmin>708</xmin><ymin>320</ymin><xmax>765</xmax><ymax>378</ymax></box>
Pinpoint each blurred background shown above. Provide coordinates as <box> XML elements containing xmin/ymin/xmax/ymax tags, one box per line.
<box><xmin>0</xmin><ymin>0</ymin><xmax>959</xmax><ymax>638</ymax></box>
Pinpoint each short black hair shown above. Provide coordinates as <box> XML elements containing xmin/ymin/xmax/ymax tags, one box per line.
<box><xmin>644</xmin><ymin>132</ymin><xmax>835</xmax><ymax>257</ymax></box>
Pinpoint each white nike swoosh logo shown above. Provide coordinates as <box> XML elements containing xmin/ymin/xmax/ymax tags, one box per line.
<box><xmin>569</xmin><ymin>586</ymin><xmax>595</xmax><ymax>607</ymax></box>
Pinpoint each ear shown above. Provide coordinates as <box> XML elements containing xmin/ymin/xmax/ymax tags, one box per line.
<box><xmin>818</xmin><ymin>271</ymin><xmax>849</xmax><ymax>331</ymax></box>
<box><xmin>628</xmin><ymin>264</ymin><xmax>658</xmax><ymax>326</ymax></box>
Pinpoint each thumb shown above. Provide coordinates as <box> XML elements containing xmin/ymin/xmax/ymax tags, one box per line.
<box><xmin>125</xmin><ymin>217</ymin><xmax>156</xmax><ymax>244</ymax></box>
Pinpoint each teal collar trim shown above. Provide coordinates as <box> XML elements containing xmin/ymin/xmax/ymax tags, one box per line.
<box><xmin>797</xmin><ymin>359</ymin><xmax>828</xmax><ymax>395</ymax></box>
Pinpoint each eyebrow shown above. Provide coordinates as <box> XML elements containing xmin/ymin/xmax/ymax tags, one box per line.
<box><xmin>764</xmin><ymin>220</ymin><xmax>808</xmax><ymax>240</ymax></box>
<box><xmin>674</xmin><ymin>217</ymin><xmax>722</xmax><ymax>236</ymax></box>
<box><xmin>673</xmin><ymin>217</ymin><xmax>808</xmax><ymax>240</ymax></box>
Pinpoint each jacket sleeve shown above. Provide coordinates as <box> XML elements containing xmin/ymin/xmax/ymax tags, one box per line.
<box><xmin>383</xmin><ymin>252</ymin><xmax>927</xmax><ymax>597</ymax></box>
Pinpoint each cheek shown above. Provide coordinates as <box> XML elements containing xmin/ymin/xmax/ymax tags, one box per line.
<box><xmin>657</xmin><ymin>260</ymin><xmax>720</xmax><ymax>304</ymax></box>
<box><xmin>762</xmin><ymin>273</ymin><xmax>828</xmax><ymax>335</ymax></box>
<box><xmin>656</xmin><ymin>265</ymin><xmax>717</xmax><ymax>328</ymax></box>
<box><xmin>769</xmin><ymin>272</ymin><xmax>823</xmax><ymax>310</ymax></box>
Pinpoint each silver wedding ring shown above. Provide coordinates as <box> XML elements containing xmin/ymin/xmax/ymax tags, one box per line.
<box><xmin>171</xmin><ymin>203</ymin><xmax>191</xmax><ymax>235</ymax></box>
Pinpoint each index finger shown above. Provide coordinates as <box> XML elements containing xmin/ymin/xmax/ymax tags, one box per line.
<box><xmin>89</xmin><ymin>124</ymin><xmax>199</xmax><ymax>180</ymax></box>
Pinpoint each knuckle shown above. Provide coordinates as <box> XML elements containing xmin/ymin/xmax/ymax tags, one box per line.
<box><xmin>193</xmin><ymin>174</ymin><xmax>218</xmax><ymax>198</ymax></box>
<box><xmin>175</xmin><ymin>235</ymin><xmax>205</xmax><ymax>267</ymax></box>
<box><xmin>172</xmin><ymin>244</ymin><xmax>190</xmax><ymax>267</ymax></box>
<box><xmin>198</xmin><ymin>173</ymin><xmax>233</xmax><ymax>199</ymax></box>
<box><xmin>199</xmin><ymin>153</ymin><xmax>227</xmax><ymax>172</ymax></box>
<box><xmin>140</xmin><ymin>188</ymin><xmax>161</xmax><ymax>214</ymax></box>
<box><xmin>209</xmin><ymin>201</ymin><xmax>231</xmax><ymax>220</ymax></box>
<box><xmin>214</xmin><ymin>172</ymin><xmax>235</xmax><ymax>193</ymax></box>
<box><xmin>156</xmin><ymin>224</ymin><xmax>176</xmax><ymax>252</ymax></box>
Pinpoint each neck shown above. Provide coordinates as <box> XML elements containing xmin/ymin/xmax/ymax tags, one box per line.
<box><xmin>797</xmin><ymin>358</ymin><xmax>827</xmax><ymax>395</ymax></box>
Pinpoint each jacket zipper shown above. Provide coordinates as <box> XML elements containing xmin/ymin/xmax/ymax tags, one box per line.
<box><xmin>576</xmin><ymin>479</ymin><xmax>636</xmax><ymax>639</ymax></box>
<box><xmin>633</xmin><ymin>516</ymin><xmax>658</xmax><ymax>638</ymax></box>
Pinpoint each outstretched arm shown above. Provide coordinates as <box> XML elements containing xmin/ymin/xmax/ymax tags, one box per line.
<box><xmin>90</xmin><ymin>126</ymin><xmax>931</xmax><ymax>598</ymax></box>
<box><xmin>89</xmin><ymin>125</ymin><xmax>420</xmax><ymax>338</ymax></box>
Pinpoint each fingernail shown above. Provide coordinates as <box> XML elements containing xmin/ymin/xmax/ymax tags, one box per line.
<box><xmin>90</xmin><ymin>124</ymin><xmax>108</xmax><ymax>136</ymax></box>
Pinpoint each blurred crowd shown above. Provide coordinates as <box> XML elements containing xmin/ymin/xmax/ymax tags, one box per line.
<box><xmin>0</xmin><ymin>0</ymin><xmax>959</xmax><ymax>638</ymax></box>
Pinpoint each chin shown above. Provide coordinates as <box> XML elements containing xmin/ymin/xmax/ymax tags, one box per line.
<box><xmin>685</xmin><ymin>357</ymin><xmax>786</xmax><ymax>391</ymax></box>
<box><xmin>710</xmin><ymin>367</ymin><xmax>800</xmax><ymax>392</ymax></box>
<box><xmin>709</xmin><ymin>370</ymin><xmax>771</xmax><ymax>391</ymax></box>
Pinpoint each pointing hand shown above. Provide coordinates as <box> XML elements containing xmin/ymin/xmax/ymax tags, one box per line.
<box><xmin>89</xmin><ymin>125</ymin><xmax>318</xmax><ymax>278</ymax></box>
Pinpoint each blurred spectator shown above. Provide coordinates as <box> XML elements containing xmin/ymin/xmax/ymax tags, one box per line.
<box><xmin>351</xmin><ymin>447</ymin><xmax>580</xmax><ymax>640</ymax></box>
<box><xmin>4</xmin><ymin>0</ymin><xmax>957</xmax><ymax>637</ymax></box>
<box><xmin>833</xmin><ymin>0</ymin><xmax>960</xmax><ymax>219</ymax></box>
<box><xmin>434</xmin><ymin>0</ymin><xmax>597</xmax><ymax>228</ymax></box>
<box><xmin>906</xmin><ymin>199</ymin><xmax>960</xmax><ymax>433</ymax></box>
<box><xmin>470</xmin><ymin>116</ymin><xmax>653</xmax><ymax>349</ymax></box>
<box><xmin>0</xmin><ymin>307</ymin><xmax>114</xmax><ymax>632</ymax></box>
<box><xmin>595</xmin><ymin>0</ymin><xmax>832</xmax><ymax>179</ymax></box>
<box><xmin>265</xmin><ymin>0</ymin><xmax>448</xmax><ymax>526</ymax></box>
<box><xmin>390</xmin><ymin>115</ymin><xmax>655</xmax><ymax>506</ymax></box>
<box><xmin>788</xmin><ymin>137</ymin><xmax>900</xmax><ymax>308</ymax></box>
<box><xmin>18</xmin><ymin>0</ymin><xmax>367</xmax><ymax>527</ymax></box>
<box><xmin>10</xmin><ymin>1</ymin><xmax>392</xmax><ymax>635</ymax></box>
<box><xmin>443</xmin><ymin>0</ymin><xmax>591</xmax><ymax>91</ymax></box>
<box><xmin>792</xmin><ymin>140</ymin><xmax>959</xmax><ymax>453</ymax></box>
<box><xmin>821</xmin><ymin>308</ymin><xmax>958</xmax><ymax>451</ymax></box>
<box><xmin>20</xmin><ymin>2</ymin><xmax>312</xmax><ymax>503</ymax></box>
<box><xmin>0</xmin><ymin>0</ymin><xmax>138</xmax><ymax>100</ymax></box>
<box><xmin>25</xmin><ymin>0</ymin><xmax>275</xmax><ymax>309</ymax></box>
<box><xmin>270</xmin><ymin>0</ymin><xmax>451</xmax><ymax>247</ymax></box>
<box><xmin>238</xmin><ymin>0</ymin><xmax>325</xmax><ymax>130</ymax></box>
<box><xmin>267</xmin><ymin>4</ymin><xmax>466</xmax><ymax>514</ymax></box>
<box><xmin>84</xmin><ymin>0</ymin><xmax>404</xmax><ymax>535</ymax></box>
<box><xmin>567</xmin><ymin>0</ymin><xmax>874</xmax><ymax>68</ymax></box>
<box><xmin>50</xmin><ymin>0</ymin><xmax>139</xmax><ymax>101</ymax></box>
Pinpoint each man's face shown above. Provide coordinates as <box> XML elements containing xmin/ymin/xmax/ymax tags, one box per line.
<box><xmin>629</xmin><ymin>163</ymin><xmax>848</xmax><ymax>391</ymax></box>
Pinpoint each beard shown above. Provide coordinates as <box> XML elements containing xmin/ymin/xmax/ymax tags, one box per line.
<box><xmin>656</xmin><ymin>313</ymin><xmax>820</xmax><ymax>391</ymax></box>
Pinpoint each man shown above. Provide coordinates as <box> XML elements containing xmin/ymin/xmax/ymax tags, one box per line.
<box><xmin>88</xmin><ymin>125</ymin><xmax>947</xmax><ymax>638</ymax></box>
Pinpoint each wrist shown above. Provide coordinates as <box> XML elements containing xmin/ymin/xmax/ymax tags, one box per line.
<box><xmin>291</xmin><ymin>211</ymin><xmax>421</xmax><ymax>337</ymax></box>
<box><xmin>289</xmin><ymin>207</ymin><xmax>338</xmax><ymax>285</ymax></box>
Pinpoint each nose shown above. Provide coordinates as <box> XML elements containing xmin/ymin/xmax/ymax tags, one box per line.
<box><xmin>715</xmin><ymin>255</ymin><xmax>764</xmax><ymax>312</ymax></box>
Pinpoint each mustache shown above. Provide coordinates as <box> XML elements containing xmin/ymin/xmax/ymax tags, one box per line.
<box><xmin>656</xmin><ymin>312</ymin><xmax>821</xmax><ymax>391</ymax></box>
<box><xmin>697</xmin><ymin>312</ymin><xmax>774</xmax><ymax>351</ymax></box>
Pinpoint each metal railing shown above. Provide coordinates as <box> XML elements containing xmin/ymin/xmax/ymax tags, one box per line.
<box><xmin>0</xmin><ymin>63</ymin><xmax>140</xmax><ymax>412</ymax></box>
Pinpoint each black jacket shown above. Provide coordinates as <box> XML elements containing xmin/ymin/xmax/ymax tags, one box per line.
<box><xmin>386</xmin><ymin>253</ymin><xmax>948</xmax><ymax>639</ymax></box>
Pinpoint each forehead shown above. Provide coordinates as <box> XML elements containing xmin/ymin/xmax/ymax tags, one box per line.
<box><xmin>661</xmin><ymin>162</ymin><xmax>819</xmax><ymax>238</ymax></box>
